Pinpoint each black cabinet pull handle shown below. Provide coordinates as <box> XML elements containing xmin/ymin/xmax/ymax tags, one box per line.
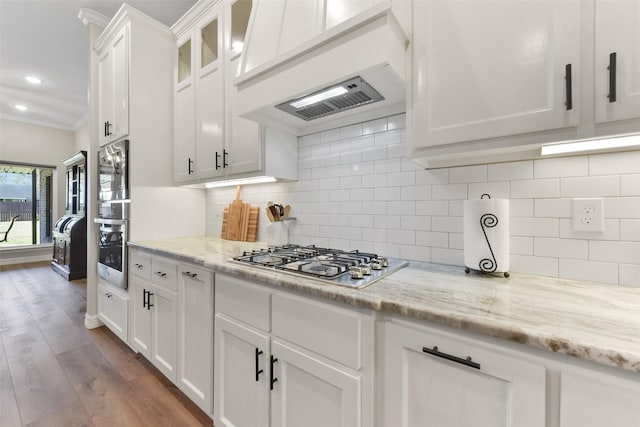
<box><xmin>154</xmin><ymin>271</ymin><xmax>167</xmax><ymax>278</ymax></box>
<box><xmin>564</xmin><ymin>64</ymin><xmax>572</xmax><ymax>111</ymax></box>
<box><xmin>608</xmin><ymin>52</ymin><xmax>617</xmax><ymax>103</ymax></box>
<box><xmin>422</xmin><ymin>346</ymin><xmax>480</xmax><ymax>370</ymax></box>
<box><xmin>142</xmin><ymin>289</ymin><xmax>147</xmax><ymax>309</ymax></box>
<box><xmin>223</xmin><ymin>149</ymin><xmax>229</xmax><ymax>168</ymax></box>
<box><xmin>104</xmin><ymin>122</ymin><xmax>107</xmax><ymax>137</ymax></box>
<box><xmin>270</xmin><ymin>355</ymin><xmax>278</xmax><ymax>390</ymax></box>
<box><xmin>104</xmin><ymin>121</ymin><xmax>112</xmax><ymax>137</ymax></box>
<box><xmin>147</xmin><ymin>292</ymin><xmax>154</xmax><ymax>310</ymax></box>
<box><xmin>215</xmin><ymin>151</ymin><xmax>221</xmax><ymax>170</ymax></box>
<box><xmin>134</xmin><ymin>263</ymin><xmax>143</xmax><ymax>269</ymax></box>
<box><xmin>181</xmin><ymin>271</ymin><xmax>197</xmax><ymax>278</ymax></box>
<box><xmin>187</xmin><ymin>158</ymin><xmax>194</xmax><ymax>175</ymax></box>
<box><xmin>255</xmin><ymin>348</ymin><xmax>264</xmax><ymax>382</ymax></box>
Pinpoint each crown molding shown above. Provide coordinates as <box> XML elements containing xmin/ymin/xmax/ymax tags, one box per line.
<box><xmin>78</xmin><ymin>8</ymin><xmax>110</xmax><ymax>28</ymax></box>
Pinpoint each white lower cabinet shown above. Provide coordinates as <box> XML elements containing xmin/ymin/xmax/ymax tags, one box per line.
<box><xmin>97</xmin><ymin>282</ymin><xmax>128</xmax><ymax>342</ymax></box>
<box><xmin>177</xmin><ymin>264</ymin><xmax>214</xmax><ymax>416</ymax></box>
<box><xmin>560</xmin><ymin>363</ymin><xmax>640</xmax><ymax>427</ymax></box>
<box><xmin>214</xmin><ymin>274</ymin><xmax>372</xmax><ymax>427</ymax></box>
<box><xmin>383</xmin><ymin>319</ymin><xmax>546</xmax><ymax>427</ymax></box>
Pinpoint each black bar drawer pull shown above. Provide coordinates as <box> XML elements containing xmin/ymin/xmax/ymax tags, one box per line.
<box><xmin>565</xmin><ymin>64</ymin><xmax>572</xmax><ymax>110</ymax></box>
<box><xmin>143</xmin><ymin>289</ymin><xmax>148</xmax><ymax>309</ymax></box>
<box><xmin>134</xmin><ymin>263</ymin><xmax>143</xmax><ymax>269</ymax></box>
<box><xmin>187</xmin><ymin>158</ymin><xmax>194</xmax><ymax>175</ymax></box>
<box><xmin>422</xmin><ymin>346</ymin><xmax>481</xmax><ymax>370</ymax></box>
<box><xmin>181</xmin><ymin>271</ymin><xmax>197</xmax><ymax>278</ymax></box>
<box><xmin>215</xmin><ymin>151</ymin><xmax>221</xmax><ymax>170</ymax></box>
<box><xmin>270</xmin><ymin>355</ymin><xmax>278</xmax><ymax>390</ymax></box>
<box><xmin>255</xmin><ymin>348</ymin><xmax>264</xmax><ymax>381</ymax></box>
<box><xmin>154</xmin><ymin>271</ymin><xmax>167</xmax><ymax>278</ymax></box>
<box><xmin>223</xmin><ymin>149</ymin><xmax>229</xmax><ymax>168</ymax></box>
<box><xmin>608</xmin><ymin>52</ymin><xmax>617</xmax><ymax>103</ymax></box>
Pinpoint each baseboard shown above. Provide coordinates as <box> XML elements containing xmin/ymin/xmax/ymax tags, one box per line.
<box><xmin>84</xmin><ymin>313</ymin><xmax>104</xmax><ymax>329</ymax></box>
<box><xmin>0</xmin><ymin>254</ymin><xmax>52</xmax><ymax>266</ymax></box>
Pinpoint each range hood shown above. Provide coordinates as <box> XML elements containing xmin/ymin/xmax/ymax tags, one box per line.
<box><xmin>234</xmin><ymin>0</ymin><xmax>410</xmax><ymax>136</ymax></box>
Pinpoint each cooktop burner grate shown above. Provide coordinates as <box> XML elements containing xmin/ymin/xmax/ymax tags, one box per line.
<box><xmin>232</xmin><ymin>244</ymin><xmax>408</xmax><ymax>289</ymax></box>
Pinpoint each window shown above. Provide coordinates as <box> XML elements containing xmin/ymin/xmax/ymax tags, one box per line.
<box><xmin>0</xmin><ymin>163</ymin><xmax>54</xmax><ymax>246</ymax></box>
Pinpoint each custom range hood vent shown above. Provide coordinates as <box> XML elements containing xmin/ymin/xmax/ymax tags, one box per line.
<box><xmin>276</xmin><ymin>77</ymin><xmax>384</xmax><ymax>121</ymax></box>
<box><xmin>234</xmin><ymin>1</ymin><xmax>410</xmax><ymax>135</ymax></box>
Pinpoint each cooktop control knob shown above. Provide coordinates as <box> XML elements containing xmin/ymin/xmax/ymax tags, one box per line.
<box><xmin>371</xmin><ymin>260</ymin><xmax>383</xmax><ymax>270</ymax></box>
<box><xmin>349</xmin><ymin>266</ymin><xmax>364</xmax><ymax>279</ymax></box>
<box><xmin>360</xmin><ymin>264</ymin><xmax>372</xmax><ymax>275</ymax></box>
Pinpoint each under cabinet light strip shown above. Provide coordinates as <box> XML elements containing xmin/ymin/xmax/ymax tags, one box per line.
<box><xmin>204</xmin><ymin>176</ymin><xmax>277</xmax><ymax>189</ymax></box>
<box><xmin>541</xmin><ymin>133</ymin><xmax>640</xmax><ymax>156</ymax></box>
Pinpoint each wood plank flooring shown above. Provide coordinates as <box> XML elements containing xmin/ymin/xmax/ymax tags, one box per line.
<box><xmin>0</xmin><ymin>262</ymin><xmax>213</xmax><ymax>427</ymax></box>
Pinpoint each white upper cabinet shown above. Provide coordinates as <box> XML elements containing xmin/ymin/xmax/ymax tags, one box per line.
<box><xmin>412</xmin><ymin>0</ymin><xmax>579</xmax><ymax>147</ymax></box>
<box><xmin>98</xmin><ymin>25</ymin><xmax>130</xmax><ymax>145</ymax></box>
<box><xmin>172</xmin><ymin>0</ymin><xmax>296</xmax><ymax>186</ymax></box>
<box><xmin>594</xmin><ymin>0</ymin><xmax>640</xmax><ymax>124</ymax></box>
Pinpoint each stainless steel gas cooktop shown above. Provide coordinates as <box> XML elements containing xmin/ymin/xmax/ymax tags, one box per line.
<box><xmin>233</xmin><ymin>245</ymin><xmax>408</xmax><ymax>289</ymax></box>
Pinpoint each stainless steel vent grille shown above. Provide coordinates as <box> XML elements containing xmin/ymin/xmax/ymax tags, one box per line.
<box><xmin>276</xmin><ymin>76</ymin><xmax>384</xmax><ymax>121</ymax></box>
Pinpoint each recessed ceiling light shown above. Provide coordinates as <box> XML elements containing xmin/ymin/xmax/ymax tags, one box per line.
<box><xmin>15</xmin><ymin>105</ymin><xmax>28</xmax><ymax>111</ymax></box>
<box><xmin>25</xmin><ymin>75</ymin><xmax>42</xmax><ymax>84</ymax></box>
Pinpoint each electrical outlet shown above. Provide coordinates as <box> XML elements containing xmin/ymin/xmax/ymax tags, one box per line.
<box><xmin>572</xmin><ymin>198</ymin><xmax>604</xmax><ymax>232</ymax></box>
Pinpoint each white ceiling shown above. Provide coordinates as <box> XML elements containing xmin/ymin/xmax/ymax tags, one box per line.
<box><xmin>0</xmin><ymin>0</ymin><xmax>196</xmax><ymax>131</ymax></box>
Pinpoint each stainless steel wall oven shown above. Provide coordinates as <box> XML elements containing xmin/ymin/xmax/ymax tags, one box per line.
<box><xmin>95</xmin><ymin>139</ymin><xmax>129</xmax><ymax>289</ymax></box>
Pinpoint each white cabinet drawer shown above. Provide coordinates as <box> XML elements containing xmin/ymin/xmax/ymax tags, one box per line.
<box><xmin>130</xmin><ymin>250</ymin><xmax>151</xmax><ymax>281</ymax></box>
<box><xmin>215</xmin><ymin>274</ymin><xmax>270</xmax><ymax>331</ymax></box>
<box><xmin>97</xmin><ymin>283</ymin><xmax>128</xmax><ymax>341</ymax></box>
<box><xmin>272</xmin><ymin>293</ymin><xmax>363</xmax><ymax>370</ymax></box>
<box><xmin>151</xmin><ymin>257</ymin><xmax>178</xmax><ymax>291</ymax></box>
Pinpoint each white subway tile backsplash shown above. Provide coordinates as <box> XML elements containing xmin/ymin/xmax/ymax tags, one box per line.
<box><xmin>340</xmin><ymin>123</ymin><xmax>363</xmax><ymax>139</ymax></box>
<box><xmin>468</xmin><ymin>181</ymin><xmax>510</xmax><ymax>199</ymax></box>
<box><xmin>511</xmin><ymin>218</ymin><xmax>559</xmax><ymax>237</ymax></box>
<box><xmin>388</xmin><ymin>201</ymin><xmax>416</xmax><ymax>216</ymax></box>
<box><xmin>449</xmin><ymin>165</ymin><xmax>487</xmax><ymax>184</ymax></box>
<box><xmin>534</xmin><ymin>156</ymin><xmax>588</xmax><ymax>178</ymax></box>
<box><xmin>559</xmin><ymin>259</ymin><xmax>618</xmax><ymax>285</ymax></box>
<box><xmin>534</xmin><ymin>238</ymin><xmax>588</xmax><ymax>260</ymax></box>
<box><xmin>431</xmin><ymin>248</ymin><xmax>464</xmax><ymax>266</ymax></box>
<box><xmin>416</xmin><ymin>200</ymin><xmax>449</xmax><ymax>216</ymax></box>
<box><xmin>387</xmin><ymin>171</ymin><xmax>416</xmax><ymax>187</ymax></box>
<box><xmin>432</xmin><ymin>184</ymin><xmax>467</xmax><ymax>200</ymax></box>
<box><xmin>535</xmin><ymin>198</ymin><xmax>571</xmax><ymax>218</ymax></box>
<box><xmin>400</xmin><ymin>245</ymin><xmax>430</xmax><ymax>262</ymax></box>
<box><xmin>510</xmin><ymin>255</ymin><xmax>558</xmax><ymax>276</ymax></box>
<box><xmin>560</xmin><ymin>175</ymin><xmax>620</xmax><ymax>197</ymax></box>
<box><xmin>509</xmin><ymin>199</ymin><xmax>534</xmax><ymax>217</ymax></box>
<box><xmin>559</xmin><ymin>219</ymin><xmax>620</xmax><ymax>241</ymax></box>
<box><xmin>375</xmin><ymin>158</ymin><xmax>403</xmax><ymax>174</ymax></box>
<box><xmin>401</xmin><ymin>215</ymin><xmax>431</xmax><ymax>231</ymax></box>
<box><xmin>605</xmin><ymin>197</ymin><xmax>640</xmax><ymax>219</ymax></box>
<box><xmin>207</xmin><ymin>115</ymin><xmax>639</xmax><ymax>286</ymax></box>
<box><xmin>387</xmin><ymin>230</ymin><xmax>416</xmax><ymax>245</ymax></box>
<box><xmin>350</xmin><ymin>161</ymin><xmax>375</xmax><ymax>176</ymax></box>
<box><xmin>375</xmin><ymin>129</ymin><xmax>403</xmax><ymax>146</ymax></box>
<box><xmin>488</xmin><ymin>161</ymin><xmax>533</xmax><ymax>181</ymax></box>
<box><xmin>362</xmin><ymin>146</ymin><xmax>387</xmax><ymax>161</ymax></box>
<box><xmin>511</xmin><ymin>236</ymin><xmax>534</xmax><ymax>255</ymax></box>
<box><xmin>387</xmin><ymin>113</ymin><xmax>406</xmax><ymax>130</ymax></box>
<box><xmin>589</xmin><ymin>150</ymin><xmax>640</xmax><ymax>175</ymax></box>
<box><xmin>620</xmin><ymin>264</ymin><xmax>640</xmax><ymax>287</ymax></box>
<box><xmin>590</xmin><ymin>241</ymin><xmax>640</xmax><ymax>264</ymax></box>
<box><xmin>374</xmin><ymin>215</ymin><xmax>401</xmax><ymax>229</ymax></box>
<box><xmin>401</xmin><ymin>185</ymin><xmax>432</xmax><ymax>201</ymax></box>
<box><xmin>416</xmin><ymin>169</ymin><xmax>448</xmax><ymax>185</ymax></box>
<box><xmin>620</xmin><ymin>220</ymin><xmax>640</xmax><ymax>241</ymax></box>
<box><xmin>350</xmin><ymin>188</ymin><xmax>374</xmax><ymax>201</ymax></box>
<box><xmin>416</xmin><ymin>231</ymin><xmax>449</xmax><ymax>248</ymax></box>
<box><xmin>511</xmin><ymin>179</ymin><xmax>560</xmax><ymax>198</ymax></box>
<box><xmin>621</xmin><ymin>174</ymin><xmax>640</xmax><ymax>196</ymax></box>
<box><xmin>362</xmin><ymin>118</ymin><xmax>388</xmax><ymax>135</ymax></box>
<box><xmin>432</xmin><ymin>216</ymin><xmax>463</xmax><ymax>233</ymax></box>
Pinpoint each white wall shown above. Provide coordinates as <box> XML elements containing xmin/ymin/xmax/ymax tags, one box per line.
<box><xmin>74</xmin><ymin>121</ymin><xmax>90</xmax><ymax>151</ymax></box>
<box><xmin>206</xmin><ymin>114</ymin><xmax>640</xmax><ymax>287</ymax></box>
<box><xmin>0</xmin><ymin>118</ymin><xmax>76</xmax><ymax>222</ymax></box>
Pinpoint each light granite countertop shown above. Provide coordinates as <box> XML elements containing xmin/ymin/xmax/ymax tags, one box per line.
<box><xmin>129</xmin><ymin>236</ymin><xmax>640</xmax><ymax>373</ymax></box>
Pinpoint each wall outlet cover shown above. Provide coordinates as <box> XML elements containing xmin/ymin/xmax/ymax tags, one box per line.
<box><xmin>572</xmin><ymin>198</ymin><xmax>604</xmax><ymax>232</ymax></box>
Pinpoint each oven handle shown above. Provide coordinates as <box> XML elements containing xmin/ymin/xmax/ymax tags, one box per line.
<box><xmin>94</xmin><ymin>218</ymin><xmax>128</xmax><ymax>225</ymax></box>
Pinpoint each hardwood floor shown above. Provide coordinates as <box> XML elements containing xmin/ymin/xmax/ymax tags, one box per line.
<box><xmin>0</xmin><ymin>262</ymin><xmax>213</xmax><ymax>427</ymax></box>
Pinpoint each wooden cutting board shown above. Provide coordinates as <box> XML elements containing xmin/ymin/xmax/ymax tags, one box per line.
<box><xmin>221</xmin><ymin>186</ymin><xmax>259</xmax><ymax>241</ymax></box>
